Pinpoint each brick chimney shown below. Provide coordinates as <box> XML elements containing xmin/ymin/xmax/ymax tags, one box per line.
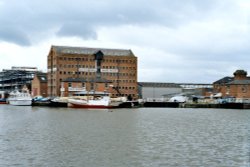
<box><xmin>233</xmin><ymin>70</ymin><xmax>247</xmax><ymax>80</ymax></box>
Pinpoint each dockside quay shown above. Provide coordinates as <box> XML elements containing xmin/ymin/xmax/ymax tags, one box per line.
<box><xmin>1</xmin><ymin>45</ymin><xmax>250</xmax><ymax>109</ymax></box>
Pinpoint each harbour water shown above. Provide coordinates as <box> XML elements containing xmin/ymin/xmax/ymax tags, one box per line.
<box><xmin>0</xmin><ymin>105</ymin><xmax>249</xmax><ymax>167</ymax></box>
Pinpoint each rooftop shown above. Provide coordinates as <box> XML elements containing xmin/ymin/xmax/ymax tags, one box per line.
<box><xmin>36</xmin><ymin>72</ymin><xmax>47</xmax><ymax>83</ymax></box>
<box><xmin>51</xmin><ymin>45</ymin><xmax>135</xmax><ymax>57</ymax></box>
<box><xmin>138</xmin><ymin>82</ymin><xmax>181</xmax><ymax>88</ymax></box>
<box><xmin>227</xmin><ymin>80</ymin><xmax>250</xmax><ymax>85</ymax></box>
<box><xmin>213</xmin><ymin>77</ymin><xmax>233</xmax><ymax>84</ymax></box>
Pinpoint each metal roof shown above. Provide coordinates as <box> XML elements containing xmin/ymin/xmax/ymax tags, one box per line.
<box><xmin>213</xmin><ymin>76</ymin><xmax>250</xmax><ymax>85</ymax></box>
<box><xmin>227</xmin><ymin>80</ymin><xmax>250</xmax><ymax>85</ymax></box>
<box><xmin>213</xmin><ymin>77</ymin><xmax>233</xmax><ymax>84</ymax></box>
<box><xmin>51</xmin><ymin>45</ymin><xmax>135</xmax><ymax>57</ymax></box>
<box><xmin>36</xmin><ymin>73</ymin><xmax>47</xmax><ymax>83</ymax></box>
<box><xmin>138</xmin><ymin>82</ymin><xmax>181</xmax><ymax>88</ymax></box>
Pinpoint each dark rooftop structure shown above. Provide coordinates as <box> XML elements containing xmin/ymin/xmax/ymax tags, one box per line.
<box><xmin>233</xmin><ymin>69</ymin><xmax>247</xmax><ymax>76</ymax></box>
<box><xmin>36</xmin><ymin>72</ymin><xmax>47</xmax><ymax>83</ymax></box>
<box><xmin>51</xmin><ymin>45</ymin><xmax>135</xmax><ymax>57</ymax></box>
<box><xmin>213</xmin><ymin>77</ymin><xmax>234</xmax><ymax>85</ymax></box>
<box><xmin>227</xmin><ymin>80</ymin><xmax>250</xmax><ymax>85</ymax></box>
<box><xmin>213</xmin><ymin>70</ymin><xmax>250</xmax><ymax>85</ymax></box>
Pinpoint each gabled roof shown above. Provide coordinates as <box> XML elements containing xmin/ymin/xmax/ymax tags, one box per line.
<box><xmin>51</xmin><ymin>45</ymin><xmax>135</xmax><ymax>57</ymax></box>
<box><xmin>227</xmin><ymin>80</ymin><xmax>250</xmax><ymax>85</ymax></box>
<box><xmin>214</xmin><ymin>76</ymin><xmax>250</xmax><ymax>85</ymax></box>
<box><xmin>35</xmin><ymin>73</ymin><xmax>47</xmax><ymax>83</ymax></box>
<box><xmin>213</xmin><ymin>77</ymin><xmax>233</xmax><ymax>84</ymax></box>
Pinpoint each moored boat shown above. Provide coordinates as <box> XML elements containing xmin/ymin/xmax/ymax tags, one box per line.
<box><xmin>32</xmin><ymin>96</ymin><xmax>51</xmax><ymax>106</ymax></box>
<box><xmin>49</xmin><ymin>97</ymin><xmax>68</xmax><ymax>107</ymax></box>
<box><xmin>0</xmin><ymin>98</ymin><xmax>7</xmax><ymax>104</ymax></box>
<box><xmin>7</xmin><ymin>88</ymin><xmax>32</xmax><ymax>106</ymax></box>
<box><xmin>68</xmin><ymin>96</ymin><xmax>112</xmax><ymax>108</ymax></box>
<box><xmin>68</xmin><ymin>91</ymin><xmax>125</xmax><ymax>109</ymax></box>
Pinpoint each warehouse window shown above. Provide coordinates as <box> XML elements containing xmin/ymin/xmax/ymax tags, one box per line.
<box><xmin>91</xmin><ymin>83</ymin><xmax>94</xmax><ymax>90</ymax></box>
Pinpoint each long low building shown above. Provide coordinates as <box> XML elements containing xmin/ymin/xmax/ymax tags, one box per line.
<box><xmin>138</xmin><ymin>82</ymin><xmax>213</xmax><ymax>101</ymax></box>
<box><xmin>138</xmin><ymin>82</ymin><xmax>182</xmax><ymax>101</ymax></box>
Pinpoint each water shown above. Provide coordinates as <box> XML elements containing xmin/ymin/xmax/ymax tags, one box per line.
<box><xmin>0</xmin><ymin>105</ymin><xmax>249</xmax><ymax>167</ymax></box>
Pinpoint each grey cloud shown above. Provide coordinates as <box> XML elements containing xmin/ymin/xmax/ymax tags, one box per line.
<box><xmin>56</xmin><ymin>23</ymin><xmax>97</xmax><ymax>39</ymax></box>
<box><xmin>0</xmin><ymin>26</ymin><xmax>30</xmax><ymax>46</ymax></box>
<box><xmin>0</xmin><ymin>0</ymin><xmax>224</xmax><ymax>46</ymax></box>
<box><xmin>1</xmin><ymin>0</ymin><xmax>248</xmax><ymax>83</ymax></box>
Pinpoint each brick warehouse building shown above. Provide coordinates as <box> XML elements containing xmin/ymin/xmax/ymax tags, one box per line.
<box><xmin>31</xmin><ymin>72</ymin><xmax>48</xmax><ymax>97</ymax></box>
<box><xmin>213</xmin><ymin>69</ymin><xmax>250</xmax><ymax>101</ymax></box>
<box><xmin>47</xmin><ymin>45</ymin><xmax>138</xmax><ymax>98</ymax></box>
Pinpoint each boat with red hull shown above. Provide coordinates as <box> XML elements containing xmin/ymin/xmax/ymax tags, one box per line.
<box><xmin>0</xmin><ymin>98</ymin><xmax>7</xmax><ymax>104</ymax></box>
<box><xmin>68</xmin><ymin>95</ymin><xmax>122</xmax><ymax>109</ymax></box>
<box><xmin>68</xmin><ymin>103</ymin><xmax>115</xmax><ymax>109</ymax></box>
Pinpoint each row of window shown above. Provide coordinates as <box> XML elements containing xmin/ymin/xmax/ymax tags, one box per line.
<box><xmin>59</xmin><ymin>64</ymin><xmax>95</xmax><ymax>68</ymax></box>
<box><xmin>114</xmin><ymin>86</ymin><xmax>136</xmax><ymax>90</ymax></box>
<box><xmin>112</xmin><ymin>80</ymin><xmax>137</xmax><ymax>83</ymax></box>
<box><xmin>55</xmin><ymin>64</ymin><xmax>136</xmax><ymax>70</ymax></box>
<box><xmin>58</xmin><ymin>71</ymin><xmax>136</xmax><ymax>77</ymax></box>
<box><xmin>102</xmin><ymin>66</ymin><xmax>136</xmax><ymax>70</ymax></box>
<box><xmin>58</xmin><ymin>57</ymin><xmax>136</xmax><ymax>64</ymax></box>
<box><xmin>102</xmin><ymin>73</ymin><xmax>136</xmax><ymax>77</ymax></box>
<box><xmin>67</xmin><ymin>84</ymin><xmax>136</xmax><ymax>90</ymax></box>
<box><xmin>48</xmin><ymin>77</ymin><xmax>137</xmax><ymax>84</ymax></box>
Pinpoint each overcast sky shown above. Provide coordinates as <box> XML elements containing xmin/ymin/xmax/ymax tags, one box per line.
<box><xmin>1</xmin><ymin>0</ymin><xmax>250</xmax><ymax>83</ymax></box>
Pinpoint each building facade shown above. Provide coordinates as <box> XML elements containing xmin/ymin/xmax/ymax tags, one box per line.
<box><xmin>138</xmin><ymin>82</ymin><xmax>182</xmax><ymax>101</ymax></box>
<box><xmin>0</xmin><ymin>66</ymin><xmax>38</xmax><ymax>93</ymax></box>
<box><xmin>179</xmin><ymin>83</ymin><xmax>213</xmax><ymax>97</ymax></box>
<box><xmin>138</xmin><ymin>82</ymin><xmax>213</xmax><ymax>101</ymax></box>
<box><xmin>213</xmin><ymin>70</ymin><xmax>250</xmax><ymax>101</ymax></box>
<box><xmin>31</xmin><ymin>72</ymin><xmax>48</xmax><ymax>97</ymax></box>
<box><xmin>47</xmin><ymin>45</ymin><xmax>138</xmax><ymax>98</ymax></box>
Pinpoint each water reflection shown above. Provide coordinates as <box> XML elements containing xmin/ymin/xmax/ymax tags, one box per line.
<box><xmin>0</xmin><ymin>106</ymin><xmax>249</xmax><ymax>167</ymax></box>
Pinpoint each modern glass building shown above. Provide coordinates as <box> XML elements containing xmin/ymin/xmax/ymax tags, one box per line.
<box><xmin>0</xmin><ymin>66</ymin><xmax>38</xmax><ymax>93</ymax></box>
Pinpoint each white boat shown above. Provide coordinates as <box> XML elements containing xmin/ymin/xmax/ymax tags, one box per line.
<box><xmin>7</xmin><ymin>88</ymin><xmax>32</xmax><ymax>106</ymax></box>
<box><xmin>68</xmin><ymin>91</ymin><xmax>125</xmax><ymax>108</ymax></box>
<box><xmin>168</xmin><ymin>95</ymin><xmax>188</xmax><ymax>103</ymax></box>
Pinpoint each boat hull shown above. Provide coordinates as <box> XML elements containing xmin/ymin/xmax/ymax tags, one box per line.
<box><xmin>68</xmin><ymin>103</ymin><xmax>115</xmax><ymax>109</ymax></box>
<box><xmin>68</xmin><ymin>97</ymin><xmax>117</xmax><ymax>109</ymax></box>
<box><xmin>0</xmin><ymin>99</ymin><xmax>7</xmax><ymax>104</ymax></box>
<box><xmin>7</xmin><ymin>88</ymin><xmax>32</xmax><ymax>106</ymax></box>
<box><xmin>49</xmin><ymin>101</ymin><xmax>68</xmax><ymax>107</ymax></box>
<box><xmin>8</xmin><ymin>100</ymin><xmax>32</xmax><ymax>106</ymax></box>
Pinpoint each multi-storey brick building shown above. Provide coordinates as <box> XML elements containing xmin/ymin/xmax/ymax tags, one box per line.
<box><xmin>213</xmin><ymin>70</ymin><xmax>250</xmax><ymax>101</ymax></box>
<box><xmin>47</xmin><ymin>45</ymin><xmax>138</xmax><ymax>99</ymax></box>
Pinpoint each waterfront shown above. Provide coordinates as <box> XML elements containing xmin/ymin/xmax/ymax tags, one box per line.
<box><xmin>0</xmin><ymin>105</ymin><xmax>249</xmax><ymax>167</ymax></box>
